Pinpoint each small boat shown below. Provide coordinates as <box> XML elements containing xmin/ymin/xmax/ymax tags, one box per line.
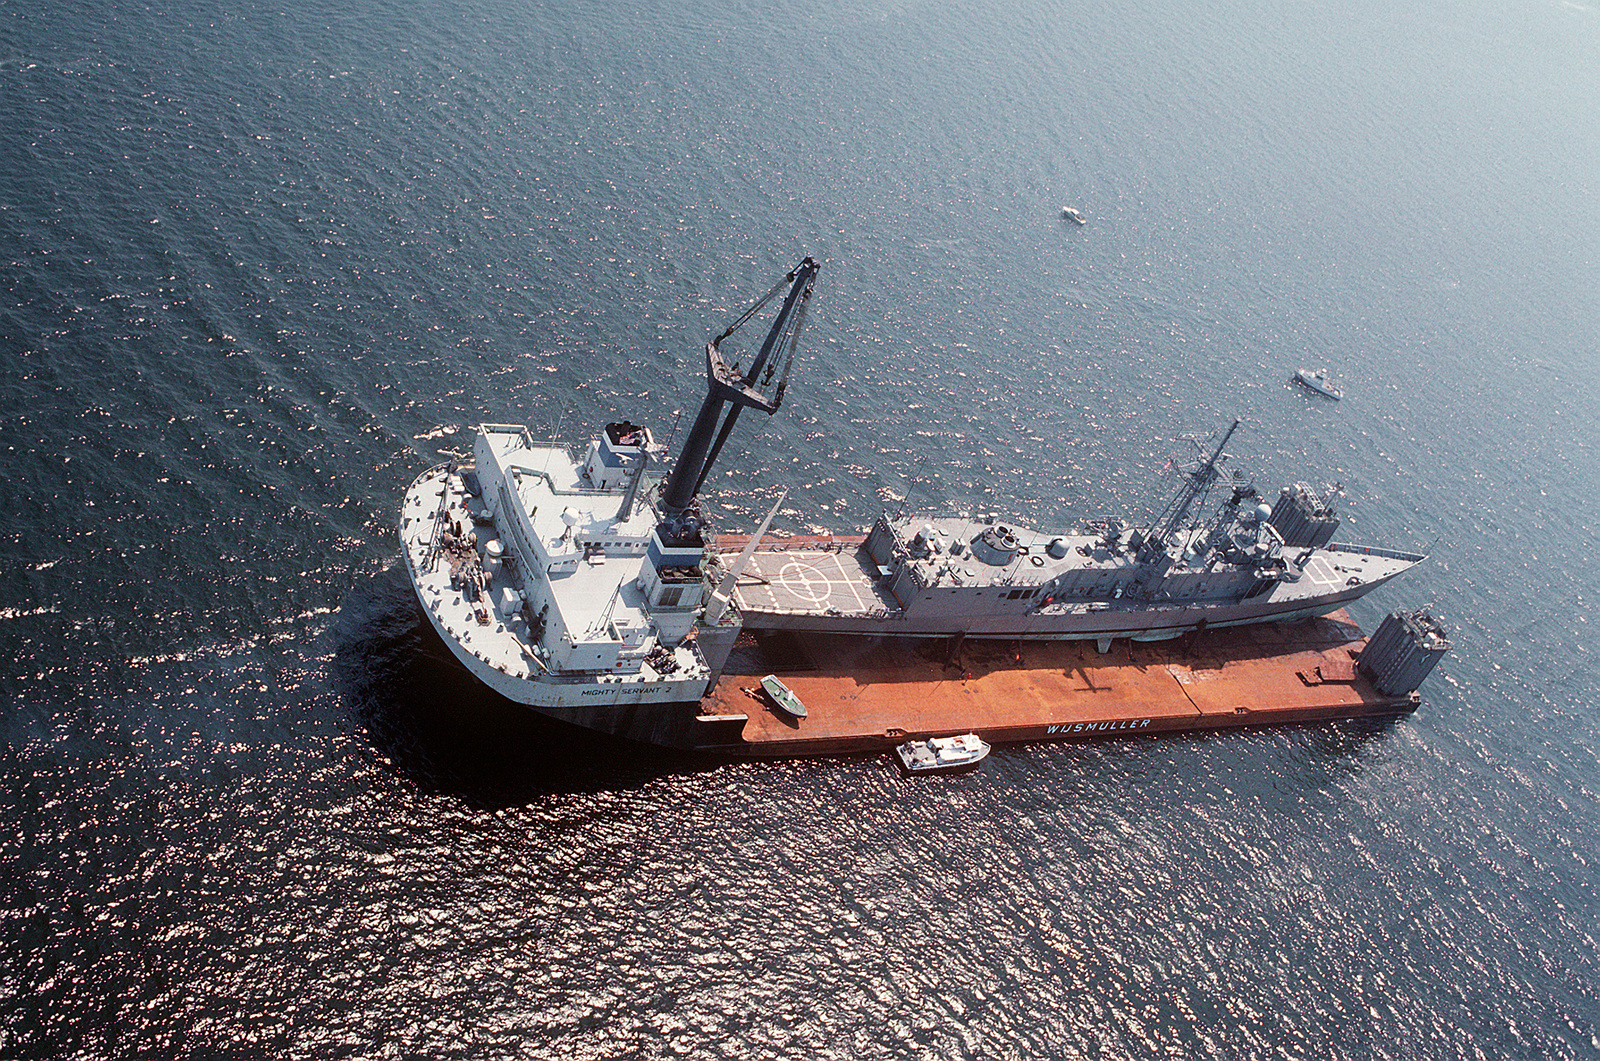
<box><xmin>895</xmin><ymin>733</ymin><xmax>991</xmax><ymax>773</ymax></box>
<box><xmin>1294</xmin><ymin>367</ymin><xmax>1343</xmax><ymax>400</ymax></box>
<box><xmin>760</xmin><ymin>674</ymin><xmax>807</xmax><ymax>719</ymax></box>
<box><xmin>1061</xmin><ymin>206</ymin><xmax>1086</xmax><ymax>225</ymax></box>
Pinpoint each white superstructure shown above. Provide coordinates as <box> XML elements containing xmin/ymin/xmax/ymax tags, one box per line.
<box><xmin>399</xmin><ymin>257</ymin><xmax>821</xmax><ymax>714</ymax></box>
<box><xmin>399</xmin><ymin>421</ymin><xmax>735</xmax><ymax>708</ymax></box>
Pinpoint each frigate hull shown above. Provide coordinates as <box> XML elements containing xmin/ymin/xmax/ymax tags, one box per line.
<box><xmin>722</xmin><ymin>508</ymin><xmax>1425</xmax><ymax>646</ymax></box>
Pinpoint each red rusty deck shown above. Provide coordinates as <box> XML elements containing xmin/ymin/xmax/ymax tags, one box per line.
<box><xmin>698</xmin><ymin>610</ymin><xmax>1415</xmax><ymax>755</ymax></box>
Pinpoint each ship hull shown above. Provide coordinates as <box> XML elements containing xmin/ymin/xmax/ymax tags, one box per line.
<box><xmin>735</xmin><ymin>574</ymin><xmax>1403</xmax><ymax>642</ymax></box>
<box><xmin>409</xmin><ymin>584</ymin><xmax>712</xmax><ymax>708</ymax></box>
<box><xmin>723</xmin><ymin>534</ymin><xmax>1420</xmax><ymax>643</ymax></box>
<box><xmin>699</xmin><ymin>610</ymin><xmax>1423</xmax><ymax>757</ymax></box>
<box><xmin>407</xmin><ymin>591</ymin><xmax>1421</xmax><ymax>758</ymax></box>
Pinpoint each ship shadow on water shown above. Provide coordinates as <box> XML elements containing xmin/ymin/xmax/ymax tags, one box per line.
<box><xmin>328</xmin><ymin>565</ymin><xmax>716</xmax><ymax>807</ymax></box>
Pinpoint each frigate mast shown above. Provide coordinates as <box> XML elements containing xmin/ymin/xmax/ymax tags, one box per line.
<box><xmin>1136</xmin><ymin>419</ymin><xmax>1240</xmax><ymax>562</ymax></box>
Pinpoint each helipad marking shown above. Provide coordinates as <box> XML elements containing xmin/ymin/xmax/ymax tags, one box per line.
<box><xmin>777</xmin><ymin>559</ymin><xmax>836</xmax><ymax>605</ymax></box>
<box><xmin>752</xmin><ymin>552</ymin><xmax>879</xmax><ymax>613</ymax></box>
<box><xmin>1304</xmin><ymin>555</ymin><xmax>1339</xmax><ymax>586</ymax></box>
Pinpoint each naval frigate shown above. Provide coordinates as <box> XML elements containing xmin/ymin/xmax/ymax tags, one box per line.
<box><xmin>717</xmin><ymin>419</ymin><xmax>1425</xmax><ymax>650</ymax></box>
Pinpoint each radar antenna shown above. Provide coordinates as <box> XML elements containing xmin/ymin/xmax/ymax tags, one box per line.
<box><xmin>1137</xmin><ymin>419</ymin><xmax>1240</xmax><ymax>562</ymax></box>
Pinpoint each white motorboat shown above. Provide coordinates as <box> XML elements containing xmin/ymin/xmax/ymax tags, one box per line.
<box><xmin>760</xmin><ymin>674</ymin><xmax>807</xmax><ymax>719</ymax></box>
<box><xmin>895</xmin><ymin>733</ymin><xmax>991</xmax><ymax>773</ymax></box>
<box><xmin>1294</xmin><ymin>367</ymin><xmax>1343</xmax><ymax>400</ymax></box>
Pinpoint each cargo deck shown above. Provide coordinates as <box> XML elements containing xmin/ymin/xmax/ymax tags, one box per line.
<box><xmin>695</xmin><ymin>609</ymin><xmax>1417</xmax><ymax>756</ymax></box>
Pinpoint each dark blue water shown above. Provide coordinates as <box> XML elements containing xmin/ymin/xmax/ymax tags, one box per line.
<box><xmin>3</xmin><ymin>0</ymin><xmax>1598</xmax><ymax>1056</ymax></box>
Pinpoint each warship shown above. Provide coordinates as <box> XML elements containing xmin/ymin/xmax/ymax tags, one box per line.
<box><xmin>400</xmin><ymin>257</ymin><xmax>1442</xmax><ymax>754</ymax></box>
<box><xmin>719</xmin><ymin>419</ymin><xmax>1426</xmax><ymax>650</ymax></box>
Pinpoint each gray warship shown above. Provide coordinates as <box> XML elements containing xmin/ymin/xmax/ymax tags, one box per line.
<box><xmin>719</xmin><ymin>419</ymin><xmax>1426</xmax><ymax>650</ymax></box>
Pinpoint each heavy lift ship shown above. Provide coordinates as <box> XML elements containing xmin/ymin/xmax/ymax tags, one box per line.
<box><xmin>400</xmin><ymin>258</ymin><xmax>1446</xmax><ymax>755</ymax></box>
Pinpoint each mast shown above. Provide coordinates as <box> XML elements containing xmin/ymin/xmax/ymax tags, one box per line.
<box><xmin>1137</xmin><ymin>419</ymin><xmax>1240</xmax><ymax>562</ymax></box>
<box><xmin>656</xmin><ymin>257</ymin><xmax>820</xmax><ymax>544</ymax></box>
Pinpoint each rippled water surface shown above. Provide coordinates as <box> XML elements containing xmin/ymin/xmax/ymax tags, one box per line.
<box><xmin>3</xmin><ymin>0</ymin><xmax>1598</xmax><ymax>1056</ymax></box>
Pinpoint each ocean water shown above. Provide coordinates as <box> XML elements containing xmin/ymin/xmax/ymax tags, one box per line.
<box><xmin>3</xmin><ymin>0</ymin><xmax>1598</xmax><ymax>1056</ymax></box>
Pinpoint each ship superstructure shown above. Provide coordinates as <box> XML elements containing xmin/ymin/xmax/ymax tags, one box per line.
<box><xmin>719</xmin><ymin>421</ymin><xmax>1425</xmax><ymax>649</ymax></box>
<box><xmin>399</xmin><ymin>258</ymin><xmax>820</xmax><ymax>710</ymax></box>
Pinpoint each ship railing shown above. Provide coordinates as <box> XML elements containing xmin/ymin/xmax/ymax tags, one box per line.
<box><xmin>685</xmin><ymin>640</ymin><xmax>709</xmax><ymax>669</ymax></box>
<box><xmin>485</xmin><ymin>423</ymin><xmax>605</xmax><ymax>474</ymax></box>
<box><xmin>482</xmin><ymin>423</ymin><xmax>542</xmax><ymax>452</ymax></box>
<box><xmin>498</xmin><ymin>546</ymin><xmax>525</xmax><ymax>594</ymax></box>
<box><xmin>1326</xmin><ymin>542</ymin><xmax>1427</xmax><ymax>562</ymax></box>
<box><xmin>753</xmin><ymin>604</ymin><xmax>905</xmax><ymax>619</ymax></box>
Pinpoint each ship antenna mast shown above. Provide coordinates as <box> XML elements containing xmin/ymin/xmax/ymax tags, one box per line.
<box><xmin>1138</xmin><ymin>419</ymin><xmax>1240</xmax><ymax>562</ymax></box>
